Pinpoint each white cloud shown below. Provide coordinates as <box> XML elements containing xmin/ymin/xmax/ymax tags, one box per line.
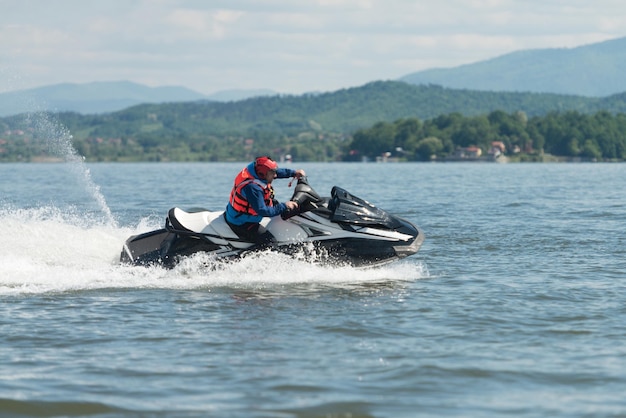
<box><xmin>164</xmin><ymin>8</ymin><xmax>244</xmax><ymax>39</ymax></box>
<box><xmin>0</xmin><ymin>0</ymin><xmax>624</xmax><ymax>94</ymax></box>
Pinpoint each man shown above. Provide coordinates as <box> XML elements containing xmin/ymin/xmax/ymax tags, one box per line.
<box><xmin>225</xmin><ymin>156</ymin><xmax>306</xmax><ymax>244</ymax></box>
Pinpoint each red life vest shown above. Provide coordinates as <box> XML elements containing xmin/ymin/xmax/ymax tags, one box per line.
<box><xmin>229</xmin><ymin>167</ymin><xmax>274</xmax><ymax>216</ymax></box>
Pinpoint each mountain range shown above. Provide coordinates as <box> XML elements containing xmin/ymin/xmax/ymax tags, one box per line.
<box><xmin>0</xmin><ymin>82</ymin><xmax>279</xmax><ymax>117</ymax></box>
<box><xmin>1</xmin><ymin>36</ymin><xmax>625</xmax><ymax>117</ymax></box>
<box><xmin>400</xmin><ymin>36</ymin><xmax>626</xmax><ymax>97</ymax></box>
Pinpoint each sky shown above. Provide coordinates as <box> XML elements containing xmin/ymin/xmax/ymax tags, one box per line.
<box><xmin>1</xmin><ymin>0</ymin><xmax>624</xmax><ymax>96</ymax></box>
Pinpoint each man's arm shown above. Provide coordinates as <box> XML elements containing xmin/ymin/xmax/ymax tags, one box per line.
<box><xmin>243</xmin><ymin>184</ymin><xmax>286</xmax><ymax>217</ymax></box>
<box><xmin>276</xmin><ymin>168</ymin><xmax>296</xmax><ymax>179</ymax></box>
<box><xmin>276</xmin><ymin>168</ymin><xmax>305</xmax><ymax>179</ymax></box>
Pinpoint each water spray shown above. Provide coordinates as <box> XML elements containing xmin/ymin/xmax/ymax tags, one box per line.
<box><xmin>26</xmin><ymin>110</ymin><xmax>118</xmax><ymax>227</ymax></box>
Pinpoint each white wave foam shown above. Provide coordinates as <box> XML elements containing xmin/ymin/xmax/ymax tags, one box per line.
<box><xmin>0</xmin><ymin>207</ymin><xmax>428</xmax><ymax>295</ymax></box>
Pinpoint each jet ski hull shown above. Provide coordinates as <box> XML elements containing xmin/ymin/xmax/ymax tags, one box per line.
<box><xmin>120</xmin><ymin>179</ymin><xmax>424</xmax><ymax>268</ymax></box>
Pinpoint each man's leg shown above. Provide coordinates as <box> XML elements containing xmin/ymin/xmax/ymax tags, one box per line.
<box><xmin>224</xmin><ymin>216</ymin><xmax>275</xmax><ymax>249</ymax></box>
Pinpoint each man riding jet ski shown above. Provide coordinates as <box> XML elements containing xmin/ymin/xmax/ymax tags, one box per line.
<box><xmin>120</xmin><ymin>162</ymin><xmax>424</xmax><ymax>268</ymax></box>
<box><xmin>224</xmin><ymin>156</ymin><xmax>306</xmax><ymax>246</ymax></box>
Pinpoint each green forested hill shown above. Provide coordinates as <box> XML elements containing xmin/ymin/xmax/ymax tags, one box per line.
<box><xmin>1</xmin><ymin>81</ymin><xmax>626</xmax><ymax>162</ymax></box>
<box><xmin>49</xmin><ymin>81</ymin><xmax>626</xmax><ymax>135</ymax></box>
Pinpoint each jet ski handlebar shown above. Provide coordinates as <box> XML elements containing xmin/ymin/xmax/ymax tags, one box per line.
<box><xmin>281</xmin><ymin>177</ymin><xmax>323</xmax><ymax>219</ymax></box>
<box><xmin>290</xmin><ymin>177</ymin><xmax>322</xmax><ymax>206</ymax></box>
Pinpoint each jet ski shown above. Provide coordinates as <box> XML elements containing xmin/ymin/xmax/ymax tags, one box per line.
<box><xmin>120</xmin><ymin>177</ymin><xmax>424</xmax><ymax>268</ymax></box>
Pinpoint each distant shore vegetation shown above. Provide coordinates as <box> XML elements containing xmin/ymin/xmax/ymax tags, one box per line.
<box><xmin>1</xmin><ymin>109</ymin><xmax>625</xmax><ymax>163</ymax></box>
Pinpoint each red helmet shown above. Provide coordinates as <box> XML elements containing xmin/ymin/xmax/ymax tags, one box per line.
<box><xmin>254</xmin><ymin>156</ymin><xmax>278</xmax><ymax>177</ymax></box>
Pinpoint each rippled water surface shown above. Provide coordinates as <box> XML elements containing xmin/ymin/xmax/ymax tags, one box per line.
<box><xmin>1</xmin><ymin>161</ymin><xmax>625</xmax><ymax>418</ymax></box>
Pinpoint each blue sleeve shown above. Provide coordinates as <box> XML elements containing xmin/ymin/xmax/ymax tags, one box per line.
<box><xmin>276</xmin><ymin>168</ymin><xmax>296</xmax><ymax>179</ymax></box>
<box><xmin>242</xmin><ymin>183</ymin><xmax>286</xmax><ymax>217</ymax></box>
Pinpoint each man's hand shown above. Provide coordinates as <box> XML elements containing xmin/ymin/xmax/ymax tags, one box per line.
<box><xmin>294</xmin><ymin>169</ymin><xmax>306</xmax><ymax>178</ymax></box>
<box><xmin>285</xmin><ymin>201</ymin><xmax>299</xmax><ymax>210</ymax></box>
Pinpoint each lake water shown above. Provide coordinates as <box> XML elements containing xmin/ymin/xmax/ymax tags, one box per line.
<box><xmin>1</xmin><ymin>160</ymin><xmax>625</xmax><ymax>417</ymax></box>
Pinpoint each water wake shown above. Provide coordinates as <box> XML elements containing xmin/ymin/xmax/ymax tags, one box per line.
<box><xmin>0</xmin><ymin>207</ymin><xmax>428</xmax><ymax>295</ymax></box>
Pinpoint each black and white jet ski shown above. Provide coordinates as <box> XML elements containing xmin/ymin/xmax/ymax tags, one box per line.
<box><xmin>120</xmin><ymin>177</ymin><xmax>424</xmax><ymax>268</ymax></box>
